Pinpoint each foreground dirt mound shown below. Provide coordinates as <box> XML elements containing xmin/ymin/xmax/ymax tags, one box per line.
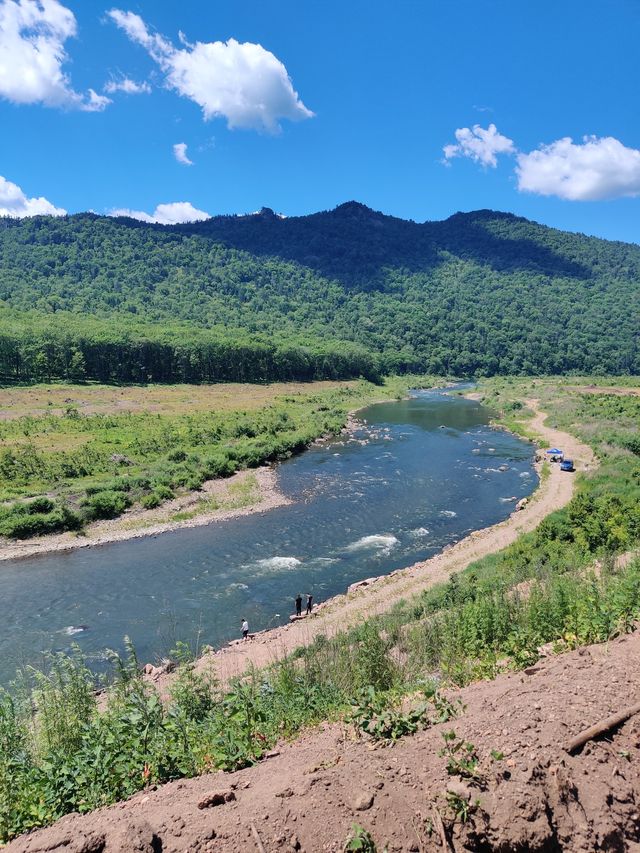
<box><xmin>9</xmin><ymin>632</ymin><xmax>639</xmax><ymax>853</ymax></box>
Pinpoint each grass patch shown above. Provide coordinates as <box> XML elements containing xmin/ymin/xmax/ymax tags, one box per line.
<box><xmin>0</xmin><ymin>375</ymin><xmax>442</xmax><ymax>536</ymax></box>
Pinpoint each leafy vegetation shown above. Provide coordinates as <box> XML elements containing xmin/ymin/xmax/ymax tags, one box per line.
<box><xmin>349</xmin><ymin>684</ymin><xmax>460</xmax><ymax>742</ymax></box>
<box><xmin>344</xmin><ymin>824</ymin><xmax>379</xmax><ymax>852</ymax></box>
<box><xmin>1</xmin><ymin>380</ymin><xmax>640</xmax><ymax>841</ymax></box>
<box><xmin>440</xmin><ymin>730</ymin><xmax>482</xmax><ymax>782</ymax></box>
<box><xmin>0</xmin><ymin>204</ymin><xmax>638</xmax><ymax>383</ymax></box>
<box><xmin>0</xmin><ymin>376</ymin><xmax>434</xmax><ymax>536</ymax></box>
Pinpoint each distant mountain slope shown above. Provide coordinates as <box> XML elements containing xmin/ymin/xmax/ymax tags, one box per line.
<box><xmin>0</xmin><ymin>202</ymin><xmax>638</xmax><ymax>381</ymax></box>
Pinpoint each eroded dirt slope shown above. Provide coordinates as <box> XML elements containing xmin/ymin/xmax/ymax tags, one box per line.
<box><xmin>9</xmin><ymin>630</ymin><xmax>639</xmax><ymax>853</ymax></box>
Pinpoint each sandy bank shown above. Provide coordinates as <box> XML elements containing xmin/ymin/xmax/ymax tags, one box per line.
<box><xmin>0</xmin><ymin>467</ymin><xmax>289</xmax><ymax>562</ymax></box>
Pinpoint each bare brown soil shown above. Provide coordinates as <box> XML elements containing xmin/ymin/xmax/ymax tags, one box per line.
<box><xmin>9</xmin><ymin>629</ymin><xmax>640</xmax><ymax>852</ymax></box>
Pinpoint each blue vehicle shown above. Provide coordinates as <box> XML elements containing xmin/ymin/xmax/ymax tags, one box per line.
<box><xmin>560</xmin><ymin>459</ymin><xmax>574</xmax><ymax>472</ymax></box>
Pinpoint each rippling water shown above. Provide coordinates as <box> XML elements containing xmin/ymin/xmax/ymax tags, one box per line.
<box><xmin>0</xmin><ymin>388</ymin><xmax>537</xmax><ymax>684</ymax></box>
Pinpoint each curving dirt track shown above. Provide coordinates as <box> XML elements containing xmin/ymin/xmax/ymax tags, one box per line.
<box><xmin>163</xmin><ymin>399</ymin><xmax>596</xmax><ymax>689</ymax></box>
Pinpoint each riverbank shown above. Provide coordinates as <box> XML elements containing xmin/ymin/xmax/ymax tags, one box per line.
<box><xmin>0</xmin><ymin>406</ymin><xmax>387</xmax><ymax>563</ymax></box>
<box><xmin>0</xmin><ymin>376</ymin><xmax>437</xmax><ymax>562</ymax></box>
<box><xmin>0</xmin><ymin>467</ymin><xmax>291</xmax><ymax>562</ymax></box>
<box><xmin>10</xmin><ymin>628</ymin><xmax>639</xmax><ymax>853</ymax></box>
<box><xmin>151</xmin><ymin>396</ymin><xmax>595</xmax><ymax>691</ymax></box>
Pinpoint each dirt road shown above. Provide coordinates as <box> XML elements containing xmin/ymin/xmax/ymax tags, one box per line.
<box><xmin>159</xmin><ymin>399</ymin><xmax>595</xmax><ymax>689</ymax></box>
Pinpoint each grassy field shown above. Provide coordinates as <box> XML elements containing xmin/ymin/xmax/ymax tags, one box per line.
<box><xmin>0</xmin><ymin>380</ymin><xmax>363</xmax><ymax>421</ymax></box>
<box><xmin>0</xmin><ymin>375</ymin><xmax>439</xmax><ymax>539</ymax></box>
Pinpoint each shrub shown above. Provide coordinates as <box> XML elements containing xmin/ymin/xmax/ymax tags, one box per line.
<box><xmin>27</xmin><ymin>496</ymin><xmax>55</xmax><ymax>514</ymax></box>
<box><xmin>141</xmin><ymin>492</ymin><xmax>161</xmax><ymax>509</ymax></box>
<box><xmin>128</xmin><ymin>476</ymin><xmax>151</xmax><ymax>490</ymax></box>
<box><xmin>166</xmin><ymin>449</ymin><xmax>188</xmax><ymax>462</ymax></box>
<box><xmin>0</xmin><ymin>505</ymin><xmax>83</xmax><ymax>539</ymax></box>
<box><xmin>153</xmin><ymin>485</ymin><xmax>174</xmax><ymax>501</ymax></box>
<box><xmin>203</xmin><ymin>453</ymin><xmax>237</xmax><ymax>478</ymax></box>
<box><xmin>84</xmin><ymin>490</ymin><xmax>131</xmax><ymax>520</ymax></box>
<box><xmin>84</xmin><ymin>478</ymin><xmax>131</xmax><ymax>496</ymax></box>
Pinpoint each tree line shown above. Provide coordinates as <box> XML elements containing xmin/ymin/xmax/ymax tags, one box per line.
<box><xmin>0</xmin><ymin>311</ymin><xmax>382</xmax><ymax>384</ymax></box>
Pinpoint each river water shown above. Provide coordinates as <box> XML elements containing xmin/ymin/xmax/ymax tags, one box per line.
<box><xmin>0</xmin><ymin>389</ymin><xmax>537</xmax><ymax>685</ymax></box>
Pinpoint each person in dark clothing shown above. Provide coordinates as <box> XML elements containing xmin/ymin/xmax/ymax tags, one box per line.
<box><xmin>306</xmin><ymin>594</ymin><xmax>313</xmax><ymax>615</ymax></box>
<box><xmin>295</xmin><ymin>593</ymin><xmax>302</xmax><ymax>617</ymax></box>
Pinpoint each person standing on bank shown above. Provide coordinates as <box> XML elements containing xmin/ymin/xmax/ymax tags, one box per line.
<box><xmin>306</xmin><ymin>593</ymin><xmax>313</xmax><ymax>615</ymax></box>
<box><xmin>241</xmin><ymin>618</ymin><xmax>249</xmax><ymax>641</ymax></box>
<box><xmin>295</xmin><ymin>593</ymin><xmax>302</xmax><ymax>617</ymax></box>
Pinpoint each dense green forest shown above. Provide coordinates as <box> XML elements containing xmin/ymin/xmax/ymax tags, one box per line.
<box><xmin>0</xmin><ymin>202</ymin><xmax>638</xmax><ymax>382</ymax></box>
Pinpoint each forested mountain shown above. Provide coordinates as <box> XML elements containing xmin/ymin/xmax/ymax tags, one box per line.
<box><xmin>0</xmin><ymin>202</ymin><xmax>638</xmax><ymax>383</ymax></box>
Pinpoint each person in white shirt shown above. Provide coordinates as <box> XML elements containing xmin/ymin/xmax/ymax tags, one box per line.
<box><xmin>241</xmin><ymin>619</ymin><xmax>249</xmax><ymax>641</ymax></box>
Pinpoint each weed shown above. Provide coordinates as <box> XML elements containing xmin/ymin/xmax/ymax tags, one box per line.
<box><xmin>445</xmin><ymin>789</ymin><xmax>477</xmax><ymax>824</ymax></box>
<box><xmin>344</xmin><ymin>824</ymin><xmax>379</xmax><ymax>852</ymax></box>
<box><xmin>350</xmin><ymin>683</ymin><xmax>459</xmax><ymax>742</ymax></box>
<box><xmin>439</xmin><ymin>731</ymin><xmax>483</xmax><ymax>782</ymax></box>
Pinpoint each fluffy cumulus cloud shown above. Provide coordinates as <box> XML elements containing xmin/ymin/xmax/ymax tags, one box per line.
<box><xmin>107</xmin><ymin>8</ymin><xmax>313</xmax><ymax>132</ymax></box>
<box><xmin>173</xmin><ymin>142</ymin><xmax>193</xmax><ymax>165</ymax></box>
<box><xmin>444</xmin><ymin>123</ymin><xmax>640</xmax><ymax>201</ymax></box>
<box><xmin>443</xmin><ymin>123</ymin><xmax>515</xmax><ymax>167</ymax></box>
<box><xmin>516</xmin><ymin>135</ymin><xmax>640</xmax><ymax>201</ymax></box>
<box><xmin>104</xmin><ymin>76</ymin><xmax>151</xmax><ymax>95</ymax></box>
<box><xmin>0</xmin><ymin>0</ymin><xmax>109</xmax><ymax>110</ymax></box>
<box><xmin>0</xmin><ymin>173</ymin><xmax>66</xmax><ymax>217</ymax></box>
<box><xmin>109</xmin><ymin>201</ymin><xmax>209</xmax><ymax>224</ymax></box>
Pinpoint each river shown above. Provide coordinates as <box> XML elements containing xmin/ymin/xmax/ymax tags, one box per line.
<box><xmin>0</xmin><ymin>388</ymin><xmax>537</xmax><ymax>685</ymax></box>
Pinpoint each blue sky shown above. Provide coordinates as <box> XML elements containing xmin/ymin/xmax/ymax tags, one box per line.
<box><xmin>1</xmin><ymin>0</ymin><xmax>640</xmax><ymax>242</ymax></box>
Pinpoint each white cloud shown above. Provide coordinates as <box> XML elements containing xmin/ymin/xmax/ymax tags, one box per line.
<box><xmin>0</xmin><ymin>173</ymin><xmax>66</xmax><ymax>217</ymax></box>
<box><xmin>109</xmin><ymin>201</ymin><xmax>209</xmax><ymax>224</ymax></box>
<box><xmin>104</xmin><ymin>76</ymin><xmax>151</xmax><ymax>95</ymax></box>
<box><xmin>443</xmin><ymin>123</ymin><xmax>515</xmax><ymax>168</ymax></box>
<box><xmin>107</xmin><ymin>8</ymin><xmax>313</xmax><ymax>132</ymax></box>
<box><xmin>516</xmin><ymin>135</ymin><xmax>640</xmax><ymax>201</ymax></box>
<box><xmin>173</xmin><ymin>142</ymin><xmax>193</xmax><ymax>166</ymax></box>
<box><xmin>0</xmin><ymin>0</ymin><xmax>110</xmax><ymax>110</ymax></box>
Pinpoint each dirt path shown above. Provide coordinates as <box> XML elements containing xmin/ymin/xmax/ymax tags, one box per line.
<box><xmin>11</xmin><ymin>627</ymin><xmax>639</xmax><ymax>852</ymax></box>
<box><xmin>565</xmin><ymin>384</ymin><xmax>640</xmax><ymax>397</ymax></box>
<box><xmin>149</xmin><ymin>399</ymin><xmax>595</xmax><ymax>690</ymax></box>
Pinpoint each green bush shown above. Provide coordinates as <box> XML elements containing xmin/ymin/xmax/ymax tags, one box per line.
<box><xmin>84</xmin><ymin>478</ymin><xmax>131</xmax><ymax>496</ymax></box>
<box><xmin>166</xmin><ymin>449</ymin><xmax>188</xmax><ymax>462</ymax></box>
<box><xmin>203</xmin><ymin>453</ymin><xmax>237</xmax><ymax>478</ymax></box>
<box><xmin>0</xmin><ymin>505</ymin><xmax>83</xmax><ymax>539</ymax></box>
<box><xmin>83</xmin><ymin>490</ymin><xmax>131</xmax><ymax>520</ymax></box>
<box><xmin>153</xmin><ymin>485</ymin><xmax>174</xmax><ymax>501</ymax></box>
<box><xmin>141</xmin><ymin>492</ymin><xmax>161</xmax><ymax>509</ymax></box>
<box><xmin>26</xmin><ymin>497</ymin><xmax>55</xmax><ymax>514</ymax></box>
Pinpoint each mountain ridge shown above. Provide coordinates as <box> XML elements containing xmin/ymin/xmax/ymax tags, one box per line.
<box><xmin>0</xmin><ymin>203</ymin><xmax>638</xmax><ymax>381</ymax></box>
